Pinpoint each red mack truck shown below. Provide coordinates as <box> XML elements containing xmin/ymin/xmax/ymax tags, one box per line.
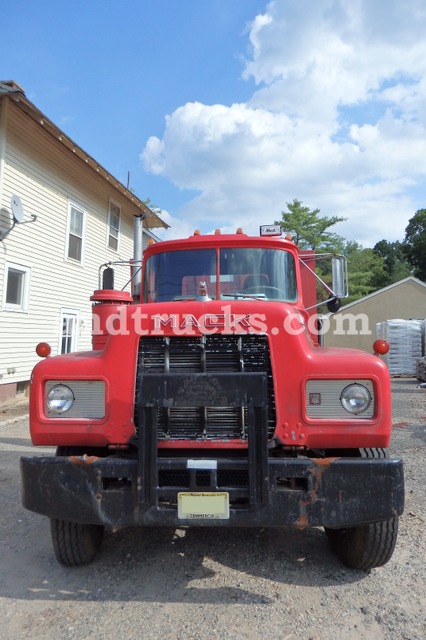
<box><xmin>20</xmin><ymin>225</ymin><xmax>404</xmax><ymax>569</ymax></box>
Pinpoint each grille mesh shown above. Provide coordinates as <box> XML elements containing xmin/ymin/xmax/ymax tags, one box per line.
<box><xmin>135</xmin><ymin>334</ymin><xmax>276</xmax><ymax>440</ymax></box>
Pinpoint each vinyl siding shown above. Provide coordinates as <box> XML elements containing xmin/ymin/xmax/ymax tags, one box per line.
<box><xmin>0</xmin><ymin>99</ymin><xmax>148</xmax><ymax>386</ymax></box>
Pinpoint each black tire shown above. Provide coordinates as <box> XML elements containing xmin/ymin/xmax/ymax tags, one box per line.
<box><xmin>325</xmin><ymin>448</ymin><xmax>399</xmax><ymax>570</ymax></box>
<box><xmin>50</xmin><ymin>518</ymin><xmax>104</xmax><ymax>567</ymax></box>
<box><xmin>51</xmin><ymin>446</ymin><xmax>105</xmax><ymax>566</ymax></box>
<box><xmin>325</xmin><ymin>517</ymin><xmax>398</xmax><ymax>570</ymax></box>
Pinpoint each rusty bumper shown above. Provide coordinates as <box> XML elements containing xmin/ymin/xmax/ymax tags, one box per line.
<box><xmin>20</xmin><ymin>455</ymin><xmax>404</xmax><ymax>529</ymax></box>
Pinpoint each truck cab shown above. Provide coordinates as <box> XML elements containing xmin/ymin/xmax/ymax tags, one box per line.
<box><xmin>21</xmin><ymin>229</ymin><xmax>404</xmax><ymax>569</ymax></box>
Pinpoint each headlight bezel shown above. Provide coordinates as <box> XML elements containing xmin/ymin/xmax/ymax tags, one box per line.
<box><xmin>44</xmin><ymin>380</ymin><xmax>106</xmax><ymax>419</ymax></box>
<box><xmin>305</xmin><ymin>378</ymin><xmax>375</xmax><ymax>420</ymax></box>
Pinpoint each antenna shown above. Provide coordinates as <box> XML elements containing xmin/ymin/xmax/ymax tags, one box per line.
<box><xmin>11</xmin><ymin>194</ymin><xmax>24</xmax><ymax>223</ymax></box>
<box><xmin>0</xmin><ymin>195</ymin><xmax>37</xmax><ymax>241</ymax></box>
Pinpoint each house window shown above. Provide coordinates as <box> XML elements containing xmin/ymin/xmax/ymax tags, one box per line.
<box><xmin>66</xmin><ymin>202</ymin><xmax>86</xmax><ymax>263</ymax></box>
<box><xmin>59</xmin><ymin>309</ymin><xmax>79</xmax><ymax>354</ymax></box>
<box><xmin>2</xmin><ymin>262</ymin><xmax>31</xmax><ymax>312</ymax></box>
<box><xmin>108</xmin><ymin>201</ymin><xmax>121</xmax><ymax>251</ymax></box>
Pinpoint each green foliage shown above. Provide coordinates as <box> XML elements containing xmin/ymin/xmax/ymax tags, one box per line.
<box><xmin>275</xmin><ymin>199</ymin><xmax>346</xmax><ymax>250</ymax></box>
<box><xmin>277</xmin><ymin>199</ymin><xmax>426</xmax><ymax>305</ymax></box>
<box><xmin>143</xmin><ymin>197</ymin><xmax>162</xmax><ymax>214</ymax></box>
<box><xmin>403</xmin><ymin>209</ymin><xmax>426</xmax><ymax>281</ymax></box>
<box><xmin>373</xmin><ymin>239</ymin><xmax>412</xmax><ymax>283</ymax></box>
<box><xmin>343</xmin><ymin>242</ymin><xmax>389</xmax><ymax>304</ymax></box>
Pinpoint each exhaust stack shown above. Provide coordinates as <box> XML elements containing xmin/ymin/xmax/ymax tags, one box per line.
<box><xmin>132</xmin><ymin>214</ymin><xmax>144</xmax><ymax>300</ymax></box>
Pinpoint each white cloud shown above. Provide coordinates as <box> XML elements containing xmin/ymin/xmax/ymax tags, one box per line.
<box><xmin>141</xmin><ymin>0</ymin><xmax>426</xmax><ymax>247</ymax></box>
<box><xmin>152</xmin><ymin>208</ymin><xmax>196</xmax><ymax>240</ymax></box>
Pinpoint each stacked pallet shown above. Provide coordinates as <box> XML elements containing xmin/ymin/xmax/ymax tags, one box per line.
<box><xmin>417</xmin><ymin>356</ymin><xmax>426</xmax><ymax>382</ymax></box>
<box><xmin>376</xmin><ymin>319</ymin><xmax>423</xmax><ymax>376</ymax></box>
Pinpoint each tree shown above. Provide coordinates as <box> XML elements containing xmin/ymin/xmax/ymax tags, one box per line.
<box><xmin>275</xmin><ymin>199</ymin><xmax>346</xmax><ymax>250</ymax></box>
<box><xmin>343</xmin><ymin>241</ymin><xmax>389</xmax><ymax>304</ymax></box>
<box><xmin>373</xmin><ymin>240</ymin><xmax>412</xmax><ymax>284</ymax></box>
<box><xmin>143</xmin><ymin>197</ymin><xmax>161</xmax><ymax>214</ymax></box>
<box><xmin>403</xmin><ymin>209</ymin><xmax>426</xmax><ymax>282</ymax></box>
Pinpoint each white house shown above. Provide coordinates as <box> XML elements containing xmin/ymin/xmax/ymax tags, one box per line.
<box><xmin>0</xmin><ymin>81</ymin><xmax>168</xmax><ymax>400</ymax></box>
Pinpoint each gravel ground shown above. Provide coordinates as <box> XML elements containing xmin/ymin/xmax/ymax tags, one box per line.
<box><xmin>0</xmin><ymin>380</ymin><xmax>425</xmax><ymax>640</ymax></box>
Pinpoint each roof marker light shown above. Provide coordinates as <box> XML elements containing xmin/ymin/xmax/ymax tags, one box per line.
<box><xmin>215</xmin><ymin>229</ymin><xmax>221</xmax><ymax>234</ymax></box>
<box><xmin>193</xmin><ymin>229</ymin><xmax>201</xmax><ymax>235</ymax></box>
<box><xmin>236</xmin><ymin>227</ymin><xmax>243</xmax><ymax>234</ymax></box>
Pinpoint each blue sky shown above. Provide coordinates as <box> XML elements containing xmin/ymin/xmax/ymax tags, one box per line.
<box><xmin>2</xmin><ymin>0</ymin><xmax>426</xmax><ymax>246</ymax></box>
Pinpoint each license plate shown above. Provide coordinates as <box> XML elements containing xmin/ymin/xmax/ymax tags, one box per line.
<box><xmin>178</xmin><ymin>492</ymin><xmax>230</xmax><ymax>520</ymax></box>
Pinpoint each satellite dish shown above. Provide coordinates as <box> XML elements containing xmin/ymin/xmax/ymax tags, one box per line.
<box><xmin>11</xmin><ymin>194</ymin><xmax>24</xmax><ymax>223</ymax></box>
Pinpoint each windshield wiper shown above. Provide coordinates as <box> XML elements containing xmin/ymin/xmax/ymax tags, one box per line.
<box><xmin>221</xmin><ymin>292</ymin><xmax>267</xmax><ymax>300</ymax></box>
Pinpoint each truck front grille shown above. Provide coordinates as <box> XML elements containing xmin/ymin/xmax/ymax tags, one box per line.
<box><xmin>134</xmin><ymin>334</ymin><xmax>276</xmax><ymax>441</ymax></box>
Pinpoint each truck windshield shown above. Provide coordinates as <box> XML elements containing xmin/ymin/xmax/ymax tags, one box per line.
<box><xmin>143</xmin><ymin>247</ymin><xmax>297</xmax><ymax>302</ymax></box>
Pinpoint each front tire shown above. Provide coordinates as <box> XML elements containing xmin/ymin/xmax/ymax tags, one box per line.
<box><xmin>50</xmin><ymin>446</ymin><xmax>105</xmax><ymax>566</ymax></box>
<box><xmin>325</xmin><ymin>517</ymin><xmax>398</xmax><ymax>570</ymax></box>
<box><xmin>325</xmin><ymin>448</ymin><xmax>399</xmax><ymax>570</ymax></box>
<box><xmin>50</xmin><ymin>519</ymin><xmax>104</xmax><ymax>566</ymax></box>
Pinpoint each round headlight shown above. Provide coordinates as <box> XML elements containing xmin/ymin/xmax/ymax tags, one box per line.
<box><xmin>46</xmin><ymin>384</ymin><xmax>74</xmax><ymax>413</ymax></box>
<box><xmin>340</xmin><ymin>384</ymin><xmax>371</xmax><ymax>414</ymax></box>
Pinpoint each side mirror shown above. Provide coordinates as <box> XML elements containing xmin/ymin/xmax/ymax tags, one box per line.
<box><xmin>331</xmin><ymin>256</ymin><xmax>348</xmax><ymax>298</ymax></box>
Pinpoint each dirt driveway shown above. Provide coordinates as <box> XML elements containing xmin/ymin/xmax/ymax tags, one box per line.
<box><xmin>0</xmin><ymin>380</ymin><xmax>425</xmax><ymax>640</ymax></box>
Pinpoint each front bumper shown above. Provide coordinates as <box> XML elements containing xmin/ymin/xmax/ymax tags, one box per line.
<box><xmin>21</xmin><ymin>453</ymin><xmax>404</xmax><ymax>529</ymax></box>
